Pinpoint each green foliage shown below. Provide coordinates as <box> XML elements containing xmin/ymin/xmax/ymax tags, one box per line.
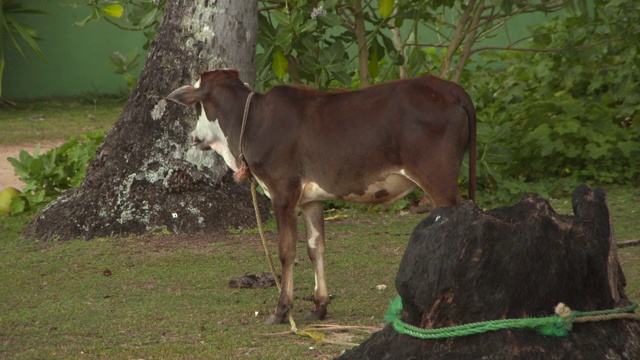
<box><xmin>460</xmin><ymin>0</ymin><xmax>640</xmax><ymax>204</ymax></box>
<box><xmin>257</xmin><ymin>0</ymin><xmax>356</xmax><ymax>90</ymax></box>
<box><xmin>0</xmin><ymin>0</ymin><xmax>48</xmax><ymax>97</ymax></box>
<box><xmin>69</xmin><ymin>0</ymin><xmax>165</xmax><ymax>50</ymax></box>
<box><xmin>7</xmin><ymin>131</ymin><xmax>106</xmax><ymax>214</ymax></box>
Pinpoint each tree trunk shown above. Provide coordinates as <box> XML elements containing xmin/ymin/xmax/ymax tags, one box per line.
<box><xmin>24</xmin><ymin>0</ymin><xmax>269</xmax><ymax>241</ymax></box>
<box><xmin>338</xmin><ymin>184</ymin><xmax>640</xmax><ymax>359</ymax></box>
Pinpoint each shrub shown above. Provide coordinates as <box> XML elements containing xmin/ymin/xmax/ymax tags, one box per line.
<box><xmin>7</xmin><ymin>131</ymin><xmax>105</xmax><ymax>214</ymax></box>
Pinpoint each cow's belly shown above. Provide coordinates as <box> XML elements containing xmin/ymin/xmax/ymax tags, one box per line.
<box><xmin>299</xmin><ymin>172</ymin><xmax>418</xmax><ymax>206</ymax></box>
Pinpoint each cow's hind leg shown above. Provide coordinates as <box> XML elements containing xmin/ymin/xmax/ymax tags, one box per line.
<box><xmin>265</xmin><ymin>196</ymin><xmax>299</xmax><ymax>325</ymax></box>
<box><xmin>301</xmin><ymin>201</ymin><xmax>329</xmax><ymax>321</ymax></box>
<box><xmin>406</xmin><ymin>153</ymin><xmax>465</xmax><ymax>207</ymax></box>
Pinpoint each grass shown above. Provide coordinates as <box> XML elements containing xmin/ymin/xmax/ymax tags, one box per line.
<box><xmin>0</xmin><ymin>211</ymin><xmax>420</xmax><ymax>360</ymax></box>
<box><xmin>1</xmin><ymin>187</ymin><xmax>639</xmax><ymax>359</ymax></box>
<box><xmin>0</xmin><ymin>96</ymin><xmax>123</xmax><ymax>145</ymax></box>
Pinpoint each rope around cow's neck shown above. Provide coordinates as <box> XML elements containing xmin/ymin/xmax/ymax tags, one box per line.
<box><xmin>235</xmin><ymin>91</ymin><xmax>255</xmax><ymax>182</ymax></box>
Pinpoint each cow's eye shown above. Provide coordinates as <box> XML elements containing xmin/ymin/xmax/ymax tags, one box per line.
<box><xmin>195</xmin><ymin>102</ymin><xmax>202</xmax><ymax>117</ymax></box>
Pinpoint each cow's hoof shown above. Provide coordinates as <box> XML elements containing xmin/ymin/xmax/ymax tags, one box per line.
<box><xmin>265</xmin><ymin>314</ymin><xmax>286</xmax><ymax>325</ymax></box>
<box><xmin>304</xmin><ymin>308</ymin><xmax>327</xmax><ymax>321</ymax></box>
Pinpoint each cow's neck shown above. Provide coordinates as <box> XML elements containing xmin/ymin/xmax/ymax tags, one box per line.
<box><xmin>215</xmin><ymin>84</ymin><xmax>254</xmax><ymax>162</ymax></box>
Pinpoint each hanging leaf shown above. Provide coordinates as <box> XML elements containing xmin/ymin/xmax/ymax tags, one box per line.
<box><xmin>272</xmin><ymin>49</ymin><xmax>289</xmax><ymax>79</ymax></box>
<box><xmin>378</xmin><ymin>0</ymin><xmax>394</xmax><ymax>19</ymax></box>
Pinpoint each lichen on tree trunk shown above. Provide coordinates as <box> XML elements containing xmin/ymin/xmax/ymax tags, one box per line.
<box><xmin>24</xmin><ymin>0</ymin><xmax>269</xmax><ymax>241</ymax></box>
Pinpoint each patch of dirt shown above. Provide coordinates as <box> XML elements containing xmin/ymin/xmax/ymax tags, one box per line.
<box><xmin>0</xmin><ymin>141</ymin><xmax>64</xmax><ymax>190</ymax></box>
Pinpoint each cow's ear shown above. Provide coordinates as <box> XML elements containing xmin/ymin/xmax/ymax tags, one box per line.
<box><xmin>167</xmin><ymin>85</ymin><xmax>200</xmax><ymax>106</ymax></box>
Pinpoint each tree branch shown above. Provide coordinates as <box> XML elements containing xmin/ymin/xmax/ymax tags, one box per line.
<box><xmin>440</xmin><ymin>0</ymin><xmax>476</xmax><ymax>79</ymax></box>
<box><xmin>452</xmin><ymin>0</ymin><xmax>484</xmax><ymax>83</ymax></box>
<box><xmin>469</xmin><ymin>35</ymin><xmax>627</xmax><ymax>55</ymax></box>
<box><xmin>353</xmin><ymin>0</ymin><xmax>370</xmax><ymax>87</ymax></box>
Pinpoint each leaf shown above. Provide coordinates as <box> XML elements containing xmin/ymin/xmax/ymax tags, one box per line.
<box><xmin>324</xmin><ymin>0</ymin><xmax>339</xmax><ymax>9</ymax></box>
<box><xmin>378</xmin><ymin>0</ymin><xmax>394</xmax><ymax>19</ymax></box>
<box><xmin>18</xmin><ymin>150</ymin><xmax>33</xmax><ymax>166</ymax></box>
<box><xmin>272</xmin><ymin>49</ymin><xmax>288</xmax><ymax>79</ymax></box>
<box><xmin>258</xmin><ymin>13</ymin><xmax>276</xmax><ymax>43</ymax></box>
<box><xmin>137</xmin><ymin>8</ymin><xmax>159</xmax><ymax>28</ymax></box>
<box><xmin>368</xmin><ymin>41</ymin><xmax>381</xmax><ymax>80</ymax></box>
<box><xmin>274</xmin><ymin>27</ymin><xmax>293</xmax><ymax>48</ymax></box>
<box><xmin>29</xmin><ymin>157</ymin><xmax>44</xmax><ymax>176</ymax></box>
<box><xmin>332</xmin><ymin>70</ymin><xmax>352</xmax><ymax>86</ymax></box>
<box><xmin>7</xmin><ymin>157</ymin><xmax>29</xmax><ymax>179</ymax></box>
<box><xmin>101</xmin><ymin>4</ymin><xmax>124</xmax><ymax>18</ymax></box>
<box><xmin>617</xmin><ymin>141</ymin><xmax>639</xmax><ymax>157</ymax></box>
<box><xmin>271</xmin><ymin>10</ymin><xmax>290</xmax><ymax>27</ymax></box>
<box><xmin>298</xmin><ymin>19</ymin><xmax>317</xmax><ymax>34</ymax></box>
<box><xmin>585</xmin><ymin>143</ymin><xmax>611</xmax><ymax>159</ymax></box>
<box><xmin>6</xmin><ymin>18</ymin><xmax>47</xmax><ymax>61</ymax></box>
<box><xmin>321</xmin><ymin>40</ymin><xmax>346</xmax><ymax>65</ymax></box>
<box><xmin>10</xmin><ymin>197</ymin><xmax>26</xmax><ymax>215</ymax></box>
<box><xmin>75</xmin><ymin>8</ymin><xmax>100</xmax><ymax>27</ymax></box>
<box><xmin>318</xmin><ymin>13</ymin><xmax>342</xmax><ymax>27</ymax></box>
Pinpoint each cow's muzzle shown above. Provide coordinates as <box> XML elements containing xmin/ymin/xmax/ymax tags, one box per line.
<box><xmin>192</xmin><ymin>136</ymin><xmax>212</xmax><ymax>151</ymax></box>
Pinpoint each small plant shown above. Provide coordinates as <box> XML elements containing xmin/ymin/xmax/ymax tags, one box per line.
<box><xmin>7</xmin><ymin>131</ymin><xmax>106</xmax><ymax>214</ymax></box>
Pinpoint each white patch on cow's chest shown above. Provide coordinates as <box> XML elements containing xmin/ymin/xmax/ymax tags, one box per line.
<box><xmin>191</xmin><ymin>105</ymin><xmax>239</xmax><ymax>171</ymax></box>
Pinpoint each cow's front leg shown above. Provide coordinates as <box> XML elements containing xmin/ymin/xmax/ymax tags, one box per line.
<box><xmin>265</xmin><ymin>198</ymin><xmax>298</xmax><ymax>325</ymax></box>
<box><xmin>301</xmin><ymin>201</ymin><xmax>329</xmax><ymax>321</ymax></box>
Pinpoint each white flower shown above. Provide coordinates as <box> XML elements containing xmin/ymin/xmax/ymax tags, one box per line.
<box><xmin>311</xmin><ymin>6</ymin><xmax>327</xmax><ymax>20</ymax></box>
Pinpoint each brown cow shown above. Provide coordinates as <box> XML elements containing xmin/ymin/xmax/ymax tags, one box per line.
<box><xmin>167</xmin><ymin>69</ymin><xmax>476</xmax><ymax>324</ymax></box>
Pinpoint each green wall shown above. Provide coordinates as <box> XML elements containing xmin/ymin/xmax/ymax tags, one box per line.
<box><xmin>3</xmin><ymin>0</ymin><xmax>147</xmax><ymax>99</ymax></box>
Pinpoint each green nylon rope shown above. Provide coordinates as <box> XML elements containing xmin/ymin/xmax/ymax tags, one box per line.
<box><xmin>385</xmin><ymin>296</ymin><xmax>639</xmax><ymax>339</ymax></box>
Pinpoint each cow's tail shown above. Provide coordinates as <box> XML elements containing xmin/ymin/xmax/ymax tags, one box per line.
<box><xmin>460</xmin><ymin>93</ymin><xmax>477</xmax><ymax>202</ymax></box>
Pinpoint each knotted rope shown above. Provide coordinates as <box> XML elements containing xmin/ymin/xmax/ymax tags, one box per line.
<box><xmin>385</xmin><ymin>296</ymin><xmax>640</xmax><ymax>339</ymax></box>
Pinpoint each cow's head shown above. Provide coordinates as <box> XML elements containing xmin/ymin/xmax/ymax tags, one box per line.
<box><xmin>167</xmin><ymin>70</ymin><xmax>243</xmax><ymax>171</ymax></box>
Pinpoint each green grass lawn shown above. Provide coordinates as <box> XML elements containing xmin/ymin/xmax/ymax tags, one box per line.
<box><xmin>1</xmin><ymin>186</ymin><xmax>639</xmax><ymax>359</ymax></box>
<box><xmin>0</xmin><ymin>97</ymin><xmax>123</xmax><ymax>145</ymax></box>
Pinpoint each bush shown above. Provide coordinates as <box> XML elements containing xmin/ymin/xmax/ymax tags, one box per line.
<box><xmin>7</xmin><ymin>131</ymin><xmax>105</xmax><ymax>214</ymax></box>
<box><xmin>458</xmin><ymin>3</ymin><xmax>640</xmax><ymax>205</ymax></box>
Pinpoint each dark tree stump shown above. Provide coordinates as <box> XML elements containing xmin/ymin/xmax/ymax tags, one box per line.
<box><xmin>338</xmin><ymin>184</ymin><xmax>640</xmax><ymax>359</ymax></box>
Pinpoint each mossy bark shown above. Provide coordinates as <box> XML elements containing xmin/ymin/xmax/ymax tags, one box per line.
<box><xmin>24</xmin><ymin>0</ymin><xmax>269</xmax><ymax>241</ymax></box>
